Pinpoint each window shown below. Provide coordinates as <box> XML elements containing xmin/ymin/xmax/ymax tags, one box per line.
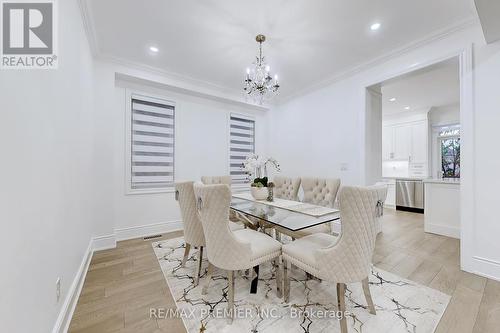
<box><xmin>438</xmin><ymin>125</ymin><xmax>460</xmax><ymax>178</ymax></box>
<box><xmin>127</xmin><ymin>93</ymin><xmax>175</xmax><ymax>192</ymax></box>
<box><xmin>229</xmin><ymin>114</ymin><xmax>255</xmax><ymax>184</ymax></box>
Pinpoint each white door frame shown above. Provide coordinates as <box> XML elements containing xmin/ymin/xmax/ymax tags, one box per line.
<box><xmin>361</xmin><ymin>45</ymin><xmax>475</xmax><ymax>274</ymax></box>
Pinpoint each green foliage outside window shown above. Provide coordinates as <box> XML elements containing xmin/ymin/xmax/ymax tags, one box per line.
<box><xmin>441</xmin><ymin>137</ymin><xmax>460</xmax><ymax>178</ymax></box>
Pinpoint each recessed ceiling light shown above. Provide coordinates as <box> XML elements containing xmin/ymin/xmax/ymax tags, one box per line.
<box><xmin>370</xmin><ymin>23</ymin><xmax>381</xmax><ymax>31</ymax></box>
<box><xmin>389</xmin><ymin>97</ymin><xmax>396</xmax><ymax>102</ymax></box>
<box><xmin>149</xmin><ymin>46</ymin><xmax>159</xmax><ymax>53</ymax></box>
<box><xmin>404</xmin><ymin>106</ymin><xmax>410</xmax><ymax>110</ymax></box>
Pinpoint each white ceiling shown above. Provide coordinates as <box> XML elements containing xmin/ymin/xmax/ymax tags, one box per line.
<box><xmin>86</xmin><ymin>0</ymin><xmax>475</xmax><ymax>100</ymax></box>
<box><xmin>381</xmin><ymin>58</ymin><xmax>460</xmax><ymax>115</ymax></box>
<box><xmin>475</xmin><ymin>0</ymin><xmax>500</xmax><ymax>43</ymax></box>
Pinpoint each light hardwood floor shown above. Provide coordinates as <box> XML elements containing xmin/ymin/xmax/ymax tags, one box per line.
<box><xmin>69</xmin><ymin>210</ymin><xmax>500</xmax><ymax>332</ymax></box>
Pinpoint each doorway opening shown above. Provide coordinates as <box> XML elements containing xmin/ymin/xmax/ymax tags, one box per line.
<box><xmin>365</xmin><ymin>54</ymin><xmax>465</xmax><ymax>268</ymax></box>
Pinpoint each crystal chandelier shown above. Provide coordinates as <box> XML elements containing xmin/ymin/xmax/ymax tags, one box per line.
<box><xmin>243</xmin><ymin>34</ymin><xmax>280</xmax><ymax>104</ymax></box>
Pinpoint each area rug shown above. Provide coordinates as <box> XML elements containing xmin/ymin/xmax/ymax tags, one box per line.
<box><xmin>152</xmin><ymin>237</ymin><xmax>450</xmax><ymax>333</ymax></box>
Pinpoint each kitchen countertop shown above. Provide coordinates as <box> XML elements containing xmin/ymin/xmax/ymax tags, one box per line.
<box><xmin>382</xmin><ymin>177</ymin><xmax>427</xmax><ymax>181</ymax></box>
<box><xmin>423</xmin><ymin>178</ymin><xmax>460</xmax><ymax>185</ymax></box>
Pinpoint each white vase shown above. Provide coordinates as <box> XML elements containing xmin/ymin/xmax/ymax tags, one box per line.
<box><xmin>251</xmin><ymin>187</ymin><xmax>268</xmax><ymax>200</ymax></box>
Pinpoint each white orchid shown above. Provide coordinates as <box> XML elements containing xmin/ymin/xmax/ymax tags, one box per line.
<box><xmin>242</xmin><ymin>154</ymin><xmax>280</xmax><ymax>182</ymax></box>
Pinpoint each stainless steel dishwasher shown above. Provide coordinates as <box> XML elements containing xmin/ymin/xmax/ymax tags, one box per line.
<box><xmin>396</xmin><ymin>179</ymin><xmax>424</xmax><ymax>213</ymax></box>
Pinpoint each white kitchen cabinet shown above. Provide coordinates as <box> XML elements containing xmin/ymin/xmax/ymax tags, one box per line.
<box><xmin>382</xmin><ymin>124</ymin><xmax>411</xmax><ymax>161</ymax></box>
<box><xmin>382</xmin><ymin>118</ymin><xmax>428</xmax><ymax>178</ymax></box>
<box><xmin>393</xmin><ymin>125</ymin><xmax>411</xmax><ymax>160</ymax></box>
<box><xmin>382</xmin><ymin>127</ymin><xmax>394</xmax><ymax>160</ymax></box>
<box><xmin>385</xmin><ymin>182</ymin><xmax>396</xmax><ymax>208</ymax></box>
<box><xmin>410</xmin><ymin>121</ymin><xmax>427</xmax><ymax>163</ymax></box>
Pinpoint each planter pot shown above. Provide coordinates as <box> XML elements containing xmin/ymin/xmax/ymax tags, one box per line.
<box><xmin>251</xmin><ymin>187</ymin><xmax>268</xmax><ymax>200</ymax></box>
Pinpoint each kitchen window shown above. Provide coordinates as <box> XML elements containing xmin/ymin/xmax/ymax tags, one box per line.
<box><xmin>438</xmin><ymin>125</ymin><xmax>460</xmax><ymax>178</ymax></box>
<box><xmin>126</xmin><ymin>92</ymin><xmax>175</xmax><ymax>193</ymax></box>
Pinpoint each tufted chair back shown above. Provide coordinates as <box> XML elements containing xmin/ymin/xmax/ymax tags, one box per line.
<box><xmin>301</xmin><ymin>177</ymin><xmax>341</xmax><ymax>208</ymax></box>
<box><xmin>315</xmin><ymin>186</ymin><xmax>379</xmax><ymax>283</ymax></box>
<box><xmin>175</xmin><ymin>181</ymin><xmax>205</xmax><ymax>248</ymax></box>
<box><xmin>201</xmin><ymin>175</ymin><xmax>232</xmax><ymax>186</ymax></box>
<box><xmin>273</xmin><ymin>176</ymin><xmax>301</xmax><ymax>201</ymax></box>
<box><xmin>193</xmin><ymin>183</ymin><xmax>252</xmax><ymax>270</ymax></box>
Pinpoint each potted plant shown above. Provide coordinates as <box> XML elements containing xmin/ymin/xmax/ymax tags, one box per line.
<box><xmin>250</xmin><ymin>177</ymin><xmax>269</xmax><ymax>200</ymax></box>
<box><xmin>242</xmin><ymin>154</ymin><xmax>280</xmax><ymax>200</ymax></box>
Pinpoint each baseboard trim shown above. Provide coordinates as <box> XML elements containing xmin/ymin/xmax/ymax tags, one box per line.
<box><xmin>115</xmin><ymin>220</ymin><xmax>183</xmax><ymax>241</ymax></box>
<box><xmin>471</xmin><ymin>256</ymin><xmax>500</xmax><ymax>282</ymax></box>
<box><xmin>92</xmin><ymin>233</ymin><xmax>116</xmax><ymax>251</ymax></box>
<box><xmin>424</xmin><ymin>223</ymin><xmax>460</xmax><ymax>239</ymax></box>
<box><xmin>52</xmin><ymin>239</ymin><xmax>94</xmax><ymax>333</ymax></box>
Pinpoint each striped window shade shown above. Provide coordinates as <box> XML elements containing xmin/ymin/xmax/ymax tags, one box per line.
<box><xmin>229</xmin><ymin>114</ymin><xmax>255</xmax><ymax>184</ymax></box>
<box><xmin>131</xmin><ymin>95</ymin><xmax>175</xmax><ymax>190</ymax></box>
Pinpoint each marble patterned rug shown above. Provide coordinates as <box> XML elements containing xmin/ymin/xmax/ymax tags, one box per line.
<box><xmin>152</xmin><ymin>237</ymin><xmax>450</xmax><ymax>333</ymax></box>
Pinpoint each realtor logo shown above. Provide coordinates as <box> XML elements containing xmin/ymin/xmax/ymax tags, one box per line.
<box><xmin>1</xmin><ymin>0</ymin><xmax>58</xmax><ymax>69</ymax></box>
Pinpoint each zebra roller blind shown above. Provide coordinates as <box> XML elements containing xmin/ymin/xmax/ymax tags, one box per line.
<box><xmin>229</xmin><ymin>114</ymin><xmax>255</xmax><ymax>184</ymax></box>
<box><xmin>131</xmin><ymin>95</ymin><xmax>175</xmax><ymax>190</ymax></box>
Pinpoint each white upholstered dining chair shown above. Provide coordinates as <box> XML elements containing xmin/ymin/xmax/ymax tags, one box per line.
<box><xmin>175</xmin><ymin>181</ymin><xmax>242</xmax><ymax>286</ymax></box>
<box><xmin>201</xmin><ymin>175</ymin><xmax>253</xmax><ymax>227</ymax></box>
<box><xmin>193</xmin><ymin>183</ymin><xmax>282</xmax><ymax>322</ymax></box>
<box><xmin>273</xmin><ymin>176</ymin><xmax>301</xmax><ymax>201</ymax></box>
<box><xmin>282</xmin><ymin>186</ymin><xmax>379</xmax><ymax>333</ymax></box>
<box><xmin>301</xmin><ymin>177</ymin><xmax>341</xmax><ymax>207</ymax></box>
<box><xmin>201</xmin><ymin>175</ymin><xmax>232</xmax><ymax>185</ymax></box>
<box><xmin>174</xmin><ymin>181</ymin><xmax>207</xmax><ymax>286</ymax></box>
<box><xmin>292</xmin><ymin>177</ymin><xmax>341</xmax><ymax>238</ymax></box>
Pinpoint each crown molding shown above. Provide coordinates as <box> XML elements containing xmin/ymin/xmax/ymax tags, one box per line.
<box><xmin>77</xmin><ymin>0</ymin><xmax>99</xmax><ymax>56</ymax></box>
<box><xmin>78</xmin><ymin>0</ymin><xmax>478</xmax><ymax>107</ymax></box>
<box><xmin>77</xmin><ymin>0</ymin><xmax>271</xmax><ymax>109</ymax></box>
<box><xmin>277</xmin><ymin>16</ymin><xmax>480</xmax><ymax>104</ymax></box>
<box><xmin>98</xmin><ymin>53</ymin><xmax>241</xmax><ymax>96</ymax></box>
<box><xmin>116</xmin><ymin>72</ymin><xmax>269</xmax><ymax>112</ymax></box>
<box><xmin>100</xmin><ymin>54</ymin><xmax>270</xmax><ymax>111</ymax></box>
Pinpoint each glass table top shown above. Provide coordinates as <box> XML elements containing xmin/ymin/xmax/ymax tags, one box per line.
<box><xmin>230</xmin><ymin>196</ymin><xmax>340</xmax><ymax>232</ymax></box>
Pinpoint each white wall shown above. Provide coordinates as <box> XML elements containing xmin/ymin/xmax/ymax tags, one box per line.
<box><xmin>0</xmin><ymin>0</ymin><xmax>113</xmax><ymax>332</ymax></box>
<box><xmin>472</xmin><ymin>37</ymin><xmax>500</xmax><ymax>279</ymax></box>
<box><xmin>429</xmin><ymin>104</ymin><xmax>460</xmax><ymax>126</ymax></box>
<box><xmin>269</xmin><ymin>78</ymin><xmax>363</xmax><ymax>184</ymax></box>
<box><xmin>91</xmin><ymin>63</ymin><xmax>269</xmax><ymax>239</ymax></box>
<box><xmin>269</xmin><ymin>24</ymin><xmax>500</xmax><ymax>281</ymax></box>
<box><xmin>365</xmin><ymin>86</ymin><xmax>383</xmax><ymax>184</ymax></box>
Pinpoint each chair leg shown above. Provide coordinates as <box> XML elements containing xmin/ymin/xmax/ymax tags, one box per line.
<box><xmin>283</xmin><ymin>259</ymin><xmax>290</xmax><ymax>302</ymax></box>
<box><xmin>274</xmin><ymin>256</ymin><xmax>283</xmax><ymax>298</ymax></box>
<box><xmin>227</xmin><ymin>270</ymin><xmax>235</xmax><ymax>323</ymax></box>
<box><xmin>362</xmin><ymin>277</ymin><xmax>376</xmax><ymax>315</ymax></box>
<box><xmin>194</xmin><ymin>246</ymin><xmax>203</xmax><ymax>286</ymax></box>
<box><xmin>181</xmin><ymin>243</ymin><xmax>191</xmax><ymax>267</ymax></box>
<box><xmin>202</xmin><ymin>263</ymin><xmax>214</xmax><ymax>295</ymax></box>
<box><xmin>336</xmin><ymin>283</ymin><xmax>348</xmax><ymax>333</ymax></box>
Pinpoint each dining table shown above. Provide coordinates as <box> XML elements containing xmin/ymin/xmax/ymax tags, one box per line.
<box><xmin>230</xmin><ymin>192</ymin><xmax>340</xmax><ymax>232</ymax></box>
<box><xmin>229</xmin><ymin>192</ymin><xmax>341</xmax><ymax>294</ymax></box>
